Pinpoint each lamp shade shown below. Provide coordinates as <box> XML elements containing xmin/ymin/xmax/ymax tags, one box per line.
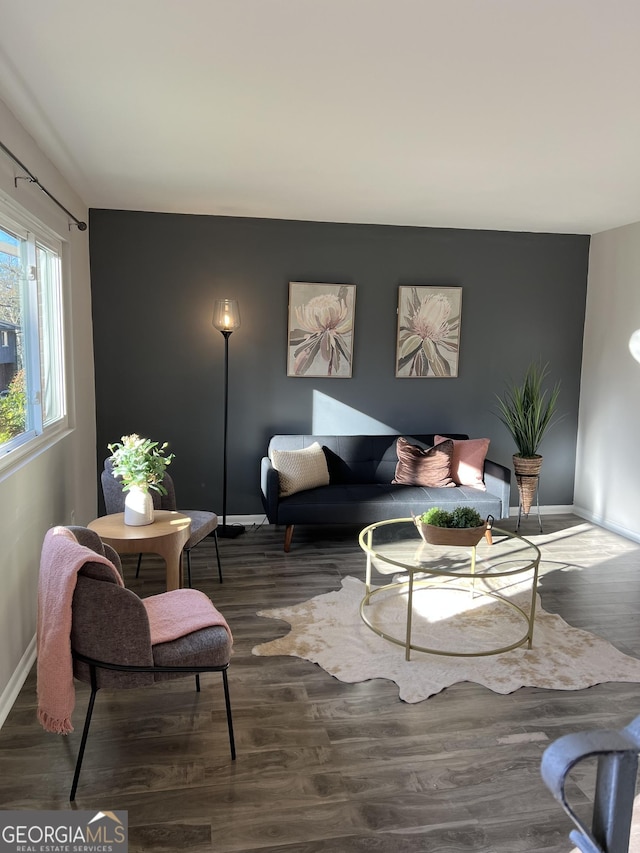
<box><xmin>213</xmin><ymin>298</ymin><xmax>241</xmax><ymax>333</ymax></box>
<box><xmin>630</xmin><ymin>329</ymin><xmax>640</xmax><ymax>364</ymax></box>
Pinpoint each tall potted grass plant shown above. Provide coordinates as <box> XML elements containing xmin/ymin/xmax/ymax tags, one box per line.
<box><xmin>495</xmin><ymin>362</ymin><xmax>561</xmax><ymax>515</ymax></box>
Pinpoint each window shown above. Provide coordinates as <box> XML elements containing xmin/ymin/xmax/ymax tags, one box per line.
<box><xmin>0</xmin><ymin>199</ymin><xmax>66</xmax><ymax>458</ymax></box>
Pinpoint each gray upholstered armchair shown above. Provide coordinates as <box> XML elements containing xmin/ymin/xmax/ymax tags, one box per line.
<box><xmin>38</xmin><ymin>526</ymin><xmax>235</xmax><ymax>800</ymax></box>
<box><xmin>101</xmin><ymin>458</ymin><xmax>223</xmax><ymax>586</ymax></box>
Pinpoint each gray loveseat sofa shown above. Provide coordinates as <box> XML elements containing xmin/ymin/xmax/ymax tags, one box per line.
<box><xmin>261</xmin><ymin>434</ymin><xmax>511</xmax><ymax>551</ymax></box>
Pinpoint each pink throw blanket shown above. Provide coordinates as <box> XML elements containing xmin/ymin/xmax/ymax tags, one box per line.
<box><xmin>37</xmin><ymin>528</ymin><xmax>232</xmax><ymax>735</ymax></box>
<box><xmin>37</xmin><ymin>527</ymin><xmax>124</xmax><ymax>734</ymax></box>
<box><xmin>143</xmin><ymin>589</ymin><xmax>232</xmax><ymax>645</ymax></box>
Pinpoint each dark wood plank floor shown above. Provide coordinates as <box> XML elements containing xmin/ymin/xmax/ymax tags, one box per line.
<box><xmin>2</xmin><ymin>514</ymin><xmax>640</xmax><ymax>852</ymax></box>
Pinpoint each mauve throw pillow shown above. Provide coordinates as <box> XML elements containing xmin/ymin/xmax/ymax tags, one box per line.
<box><xmin>434</xmin><ymin>435</ymin><xmax>490</xmax><ymax>490</ymax></box>
<box><xmin>392</xmin><ymin>437</ymin><xmax>455</xmax><ymax>487</ymax></box>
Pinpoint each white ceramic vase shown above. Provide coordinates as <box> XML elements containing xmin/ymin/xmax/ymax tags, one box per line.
<box><xmin>124</xmin><ymin>485</ymin><xmax>154</xmax><ymax>526</ymax></box>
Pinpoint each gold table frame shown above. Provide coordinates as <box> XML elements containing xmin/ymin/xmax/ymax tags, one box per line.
<box><xmin>358</xmin><ymin>518</ymin><xmax>541</xmax><ymax>661</ymax></box>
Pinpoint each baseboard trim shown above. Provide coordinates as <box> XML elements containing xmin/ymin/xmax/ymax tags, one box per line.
<box><xmin>572</xmin><ymin>505</ymin><xmax>640</xmax><ymax>545</ymax></box>
<box><xmin>508</xmin><ymin>504</ymin><xmax>574</xmax><ymax>517</ymax></box>
<box><xmin>0</xmin><ymin>633</ymin><xmax>36</xmax><ymax>730</ymax></box>
<box><xmin>226</xmin><ymin>514</ymin><xmax>269</xmax><ymax>527</ymax></box>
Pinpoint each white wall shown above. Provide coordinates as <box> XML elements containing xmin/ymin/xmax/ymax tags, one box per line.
<box><xmin>0</xmin><ymin>98</ymin><xmax>96</xmax><ymax>725</ymax></box>
<box><xmin>574</xmin><ymin>221</ymin><xmax>640</xmax><ymax>541</ymax></box>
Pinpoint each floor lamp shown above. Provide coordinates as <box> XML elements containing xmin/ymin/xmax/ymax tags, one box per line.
<box><xmin>213</xmin><ymin>298</ymin><xmax>245</xmax><ymax>538</ymax></box>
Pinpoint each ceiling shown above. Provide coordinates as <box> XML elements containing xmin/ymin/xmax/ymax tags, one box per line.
<box><xmin>1</xmin><ymin>0</ymin><xmax>639</xmax><ymax>235</ymax></box>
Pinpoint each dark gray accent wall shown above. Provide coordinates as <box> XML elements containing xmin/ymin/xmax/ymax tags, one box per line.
<box><xmin>88</xmin><ymin>210</ymin><xmax>589</xmax><ymax>515</ymax></box>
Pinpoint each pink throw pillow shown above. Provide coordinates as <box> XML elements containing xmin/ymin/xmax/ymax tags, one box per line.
<box><xmin>434</xmin><ymin>435</ymin><xmax>490</xmax><ymax>490</ymax></box>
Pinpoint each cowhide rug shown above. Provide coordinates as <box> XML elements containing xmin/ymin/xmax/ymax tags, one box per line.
<box><xmin>252</xmin><ymin>575</ymin><xmax>640</xmax><ymax>703</ymax></box>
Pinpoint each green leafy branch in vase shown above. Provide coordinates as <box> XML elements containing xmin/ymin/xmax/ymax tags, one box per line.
<box><xmin>107</xmin><ymin>434</ymin><xmax>174</xmax><ymax>494</ymax></box>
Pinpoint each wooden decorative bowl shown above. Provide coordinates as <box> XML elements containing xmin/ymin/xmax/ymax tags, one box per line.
<box><xmin>414</xmin><ymin>519</ymin><xmax>488</xmax><ymax>547</ymax></box>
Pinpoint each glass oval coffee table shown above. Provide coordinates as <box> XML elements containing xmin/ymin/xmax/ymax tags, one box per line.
<box><xmin>358</xmin><ymin>518</ymin><xmax>541</xmax><ymax>660</ymax></box>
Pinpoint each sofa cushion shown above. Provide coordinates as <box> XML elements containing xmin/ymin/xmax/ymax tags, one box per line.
<box><xmin>435</xmin><ymin>435</ymin><xmax>490</xmax><ymax>491</ymax></box>
<box><xmin>153</xmin><ymin>626</ymin><xmax>231</xmax><ymax>680</ymax></box>
<box><xmin>322</xmin><ymin>446</ymin><xmax>356</xmax><ymax>484</ymax></box>
<box><xmin>275</xmin><ymin>483</ymin><xmax>503</xmax><ymax>525</ymax></box>
<box><xmin>392</xmin><ymin>437</ymin><xmax>455</xmax><ymax>488</ymax></box>
<box><xmin>271</xmin><ymin>441</ymin><xmax>330</xmax><ymax>496</ymax></box>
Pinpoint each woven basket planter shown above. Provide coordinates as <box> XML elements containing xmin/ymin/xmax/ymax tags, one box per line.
<box><xmin>414</xmin><ymin>520</ymin><xmax>488</xmax><ymax>547</ymax></box>
<box><xmin>513</xmin><ymin>454</ymin><xmax>543</xmax><ymax>516</ymax></box>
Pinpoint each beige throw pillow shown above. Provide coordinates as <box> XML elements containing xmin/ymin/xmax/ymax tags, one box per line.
<box><xmin>271</xmin><ymin>442</ymin><xmax>330</xmax><ymax>497</ymax></box>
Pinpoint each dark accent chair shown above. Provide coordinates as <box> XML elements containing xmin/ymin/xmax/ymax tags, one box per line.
<box><xmin>65</xmin><ymin>526</ymin><xmax>235</xmax><ymax>801</ymax></box>
<box><xmin>101</xmin><ymin>459</ymin><xmax>223</xmax><ymax>586</ymax></box>
<box><xmin>541</xmin><ymin>714</ymin><xmax>640</xmax><ymax>853</ymax></box>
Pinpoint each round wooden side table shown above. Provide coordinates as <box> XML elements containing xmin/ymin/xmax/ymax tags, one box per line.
<box><xmin>88</xmin><ymin>510</ymin><xmax>191</xmax><ymax>591</ymax></box>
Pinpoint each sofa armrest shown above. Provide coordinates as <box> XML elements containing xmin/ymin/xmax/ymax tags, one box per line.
<box><xmin>483</xmin><ymin>458</ymin><xmax>511</xmax><ymax>519</ymax></box>
<box><xmin>261</xmin><ymin>456</ymin><xmax>281</xmax><ymax>523</ymax></box>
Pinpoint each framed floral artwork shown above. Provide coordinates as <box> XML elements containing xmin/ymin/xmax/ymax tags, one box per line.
<box><xmin>396</xmin><ymin>285</ymin><xmax>462</xmax><ymax>377</ymax></box>
<box><xmin>287</xmin><ymin>282</ymin><xmax>356</xmax><ymax>377</ymax></box>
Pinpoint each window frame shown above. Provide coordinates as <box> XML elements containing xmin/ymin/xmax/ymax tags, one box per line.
<box><xmin>0</xmin><ymin>192</ymin><xmax>70</xmax><ymax>475</ymax></box>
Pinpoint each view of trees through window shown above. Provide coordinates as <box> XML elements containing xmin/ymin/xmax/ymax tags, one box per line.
<box><xmin>0</xmin><ymin>208</ymin><xmax>65</xmax><ymax>455</ymax></box>
<box><xmin>0</xmin><ymin>227</ymin><xmax>26</xmax><ymax>444</ymax></box>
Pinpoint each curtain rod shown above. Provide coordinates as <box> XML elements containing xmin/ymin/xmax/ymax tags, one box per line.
<box><xmin>0</xmin><ymin>140</ymin><xmax>87</xmax><ymax>231</ymax></box>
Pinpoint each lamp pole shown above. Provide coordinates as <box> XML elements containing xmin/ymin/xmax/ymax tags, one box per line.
<box><xmin>221</xmin><ymin>329</ymin><xmax>232</xmax><ymax>533</ymax></box>
<box><xmin>213</xmin><ymin>299</ymin><xmax>245</xmax><ymax>538</ymax></box>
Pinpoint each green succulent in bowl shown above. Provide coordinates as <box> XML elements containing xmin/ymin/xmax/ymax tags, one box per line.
<box><xmin>419</xmin><ymin>506</ymin><xmax>485</xmax><ymax>529</ymax></box>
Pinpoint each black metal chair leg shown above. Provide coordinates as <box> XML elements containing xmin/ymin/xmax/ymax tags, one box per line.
<box><xmin>214</xmin><ymin>530</ymin><xmax>223</xmax><ymax>583</ymax></box>
<box><xmin>186</xmin><ymin>535</ymin><xmax>222</xmax><ymax>588</ymax></box>
<box><xmin>195</xmin><ymin>673</ymin><xmax>200</xmax><ymax>692</ymax></box>
<box><xmin>70</xmin><ymin>668</ymin><xmax>99</xmax><ymax>801</ymax></box>
<box><xmin>135</xmin><ymin>553</ymin><xmax>142</xmax><ymax>578</ymax></box>
<box><xmin>222</xmin><ymin>668</ymin><xmax>236</xmax><ymax>760</ymax></box>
